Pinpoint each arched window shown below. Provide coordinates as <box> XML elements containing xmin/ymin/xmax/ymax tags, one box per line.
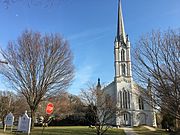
<box><xmin>123</xmin><ymin>90</ymin><xmax>125</xmax><ymax>108</ymax></box>
<box><xmin>120</xmin><ymin>89</ymin><xmax>130</xmax><ymax>109</ymax></box>
<box><xmin>124</xmin><ymin>91</ymin><xmax>127</xmax><ymax>108</ymax></box>
<box><xmin>122</xmin><ymin>64</ymin><xmax>126</xmax><ymax>76</ymax></box>
<box><xmin>119</xmin><ymin>91</ymin><xmax>122</xmax><ymax>108</ymax></box>
<box><xmin>121</xmin><ymin>49</ymin><xmax>125</xmax><ymax>61</ymax></box>
<box><xmin>139</xmin><ymin>97</ymin><xmax>144</xmax><ymax>110</ymax></box>
<box><xmin>128</xmin><ymin>91</ymin><xmax>130</xmax><ymax>108</ymax></box>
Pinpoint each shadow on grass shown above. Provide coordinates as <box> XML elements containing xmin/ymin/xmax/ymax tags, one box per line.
<box><xmin>133</xmin><ymin>126</ymin><xmax>169</xmax><ymax>135</ymax></box>
<box><xmin>0</xmin><ymin>126</ymin><xmax>125</xmax><ymax>135</ymax></box>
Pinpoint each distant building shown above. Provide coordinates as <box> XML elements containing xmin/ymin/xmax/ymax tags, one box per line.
<box><xmin>98</xmin><ymin>0</ymin><xmax>157</xmax><ymax>127</ymax></box>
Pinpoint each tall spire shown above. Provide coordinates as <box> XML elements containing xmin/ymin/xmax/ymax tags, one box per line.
<box><xmin>116</xmin><ymin>0</ymin><xmax>126</xmax><ymax>43</ymax></box>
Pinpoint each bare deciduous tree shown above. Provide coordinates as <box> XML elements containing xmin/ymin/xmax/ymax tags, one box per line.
<box><xmin>80</xmin><ymin>81</ymin><xmax>117</xmax><ymax>135</ymax></box>
<box><xmin>0</xmin><ymin>91</ymin><xmax>16</xmax><ymax>128</ymax></box>
<box><xmin>133</xmin><ymin>29</ymin><xmax>180</xmax><ymax>129</ymax></box>
<box><xmin>0</xmin><ymin>30</ymin><xmax>74</xmax><ymax>128</ymax></box>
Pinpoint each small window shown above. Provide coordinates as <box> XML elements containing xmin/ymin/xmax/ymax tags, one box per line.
<box><xmin>121</xmin><ymin>49</ymin><xmax>125</xmax><ymax>61</ymax></box>
<box><xmin>119</xmin><ymin>91</ymin><xmax>122</xmax><ymax>108</ymax></box>
<box><xmin>122</xmin><ymin>64</ymin><xmax>126</xmax><ymax>76</ymax></box>
<box><xmin>124</xmin><ymin>113</ymin><xmax>128</xmax><ymax>121</ymax></box>
<box><xmin>139</xmin><ymin>97</ymin><xmax>144</xmax><ymax>110</ymax></box>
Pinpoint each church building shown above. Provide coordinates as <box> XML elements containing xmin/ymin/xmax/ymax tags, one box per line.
<box><xmin>98</xmin><ymin>0</ymin><xmax>157</xmax><ymax>127</ymax></box>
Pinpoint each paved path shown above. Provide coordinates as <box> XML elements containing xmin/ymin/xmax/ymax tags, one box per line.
<box><xmin>143</xmin><ymin>125</ymin><xmax>156</xmax><ymax>131</ymax></box>
<box><xmin>121</xmin><ymin>127</ymin><xmax>137</xmax><ymax>135</ymax></box>
<box><xmin>0</xmin><ymin>133</ymin><xmax>6</xmax><ymax>135</ymax></box>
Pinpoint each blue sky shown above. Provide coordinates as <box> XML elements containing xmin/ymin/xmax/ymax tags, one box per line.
<box><xmin>0</xmin><ymin>0</ymin><xmax>180</xmax><ymax>95</ymax></box>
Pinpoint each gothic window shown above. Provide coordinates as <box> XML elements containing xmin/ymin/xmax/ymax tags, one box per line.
<box><xmin>139</xmin><ymin>97</ymin><xmax>144</xmax><ymax>110</ymax></box>
<box><xmin>119</xmin><ymin>89</ymin><xmax>131</xmax><ymax>109</ymax></box>
<box><xmin>122</xmin><ymin>64</ymin><xmax>126</xmax><ymax>76</ymax></box>
<box><xmin>119</xmin><ymin>91</ymin><xmax>122</xmax><ymax>108</ymax></box>
<box><xmin>121</xmin><ymin>49</ymin><xmax>125</xmax><ymax>61</ymax></box>
<box><xmin>128</xmin><ymin>91</ymin><xmax>130</xmax><ymax>108</ymax></box>
<box><xmin>123</xmin><ymin>91</ymin><xmax>125</xmax><ymax>108</ymax></box>
<box><xmin>124</xmin><ymin>113</ymin><xmax>128</xmax><ymax>121</ymax></box>
<box><xmin>125</xmin><ymin>91</ymin><xmax>128</xmax><ymax>109</ymax></box>
<box><xmin>105</xmin><ymin>94</ymin><xmax>111</xmax><ymax>107</ymax></box>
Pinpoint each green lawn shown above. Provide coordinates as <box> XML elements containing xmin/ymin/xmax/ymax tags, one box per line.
<box><xmin>133</xmin><ymin>126</ymin><xmax>169</xmax><ymax>135</ymax></box>
<box><xmin>1</xmin><ymin>126</ymin><xmax>174</xmax><ymax>135</ymax></box>
<box><xmin>0</xmin><ymin>126</ymin><xmax>125</xmax><ymax>135</ymax></box>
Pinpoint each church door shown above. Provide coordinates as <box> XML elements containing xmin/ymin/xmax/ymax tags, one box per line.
<box><xmin>139</xmin><ymin>113</ymin><xmax>146</xmax><ymax>125</ymax></box>
<box><xmin>123</xmin><ymin>113</ymin><xmax>131</xmax><ymax>126</ymax></box>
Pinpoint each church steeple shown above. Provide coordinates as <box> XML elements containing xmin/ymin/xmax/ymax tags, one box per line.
<box><xmin>114</xmin><ymin>0</ymin><xmax>132</xmax><ymax>79</ymax></box>
<box><xmin>116</xmin><ymin>0</ymin><xmax>126</xmax><ymax>43</ymax></box>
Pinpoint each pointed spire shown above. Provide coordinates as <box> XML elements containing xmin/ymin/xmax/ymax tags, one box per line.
<box><xmin>116</xmin><ymin>0</ymin><xmax>126</xmax><ymax>43</ymax></box>
<box><xmin>97</xmin><ymin>78</ymin><xmax>101</xmax><ymax>89</ymax></box>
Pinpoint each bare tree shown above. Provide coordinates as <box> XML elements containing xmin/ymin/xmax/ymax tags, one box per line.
<box><xmin>80</xmin><ymin>81</ymin><xmax>117</xmax><ymax>135</ymax></box>
<box><xmin>13</xmin><ymin>94</ymin><xmax>30</xmax><ymax>116</ymax></box>
<box><xmin>0</xmin><ymin>30</ymin><xmax>74</xmax><ymax>128</ymax></box>
<box><xmin>133</xmin><ymin>29</ymin><xmax>180</xmax><ymax>129</ymax></box>
<box><xmin>0</xmin><ymin>91</ymin><xmax>16</xmax><ymax>128</ymax></box>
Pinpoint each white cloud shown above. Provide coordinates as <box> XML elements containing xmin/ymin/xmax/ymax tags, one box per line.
<box><xmin>76</xmin><ymin>65</ymin><xmax>93</xmax><ymax>84</ymax></box>
<box><xmin>69</xmin><ymin>65</ymin><xmax>94</xmax><ymax>95</ymax></box>
<box><xmin>68</xmin><ymin>27</ymin><xmax>112</xmax><ymax>45</ymax></box>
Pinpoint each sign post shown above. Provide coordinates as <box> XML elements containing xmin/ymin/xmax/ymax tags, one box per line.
<box><xmin>4</xmin><ymin>112</ymin><xmax>14</xmax><ymax>132</ymax></box>
<box><xmin>17</xmin><ymin>111</ymin><xmax>31</xmax><ymax>135</ymax></box>
<box><xmin>41</xmin><ymin>103</ymin><xmax>54</xmax><ymax>135</ymax></box>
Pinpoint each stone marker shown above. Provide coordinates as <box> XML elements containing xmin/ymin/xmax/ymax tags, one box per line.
<box><xmin>17</xmin><ymin>111</ymin><xmax>31</xmax><ymax>135</ymax></box>
<box><xmin>4</xmin><ymin>112</ymin><xmax>14</xmax><ymax>132</ymax></box>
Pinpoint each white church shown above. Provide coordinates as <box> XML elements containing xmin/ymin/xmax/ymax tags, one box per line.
<box><xmin>98</xmin><ymin>0</ymin><xmax>157</xmax><ymax>127</ymax></box>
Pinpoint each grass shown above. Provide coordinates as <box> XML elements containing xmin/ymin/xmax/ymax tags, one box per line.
<box><xmin>0</xmin><ymin>126</ymin><xmax>125</xmax><ymax>135</ymax></box>
<box><xmin>133</xmin><ymin>126</ymin><xmax>169</xmax><ymax>135</ymax></box>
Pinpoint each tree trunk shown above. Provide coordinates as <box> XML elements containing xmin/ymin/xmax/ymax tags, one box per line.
<box><xmin>175</xmin><ymin>110</ymin><xmax>180</xmax><ymax>130</ymax></box>
<box><xmin>31</xmin><ymin>109</ymin><xmax>36</xmax><ymax>129</ymax></box>
<box><xmin>175</xmin><ymin>118</ymin><xmax>180</xmax><ymax>130</ymax></box>
<box><xmin>2</xmin><ymin>117</ymin><xmax>5</xmax><ymax>129</ymax></box>
<box><xmin>96</xmin><ymin>126</ymin><xmax>101</xmax><ymax>135</ymax></box>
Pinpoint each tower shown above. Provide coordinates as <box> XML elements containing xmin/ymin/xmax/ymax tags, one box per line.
<box><xmin>114</xmin><ymin>0</ymin><xmax>132</xmax><ymax>81</ymax></box>
<box><xmin>114</xmin><ymin>0</ymin><xmax>133</xmax><ymax>126</ymax></box>
<box><xmin>102</xmin><ymin>0</ymin><xmax>156</xmax><ymax>127</ymax></box>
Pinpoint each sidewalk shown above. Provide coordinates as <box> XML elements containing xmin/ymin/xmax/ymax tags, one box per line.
<box><xmin>0</xmin><ymin>133</ymin><xmax>7</xmax><ymax>135</ymax></box>
<box><xmin>143</xmin><ymin>125</ymin><xmax>156</xmax><ymax>131</ymax></box>
<box><xmin>121</xmin><ymin>127</ymin><xmax>137</xmax><ymax>135</ymax></box>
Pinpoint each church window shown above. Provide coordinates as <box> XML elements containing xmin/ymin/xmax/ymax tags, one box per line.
<box><xmin>128</xmin><ymin>91</ymin><xmax>130</xmax><ymax>108</ymax></box>
<box><xmin>120</xmin><ymin>89</ymin><xmax>130</xmax><ymax>109</ymax></box>
<box><xmin>119</xmin><ymin>91</ymin><xmax>122</xmax><ymax>108</ymax></box>
<box><xmin>121</xmin><ymin>49</ymin><xmax>125</xmax><ymax>61</ymax></box>
<box><xmin>118</xmin><ymin>93</ymin><xmax>119</xmax><ymax>104</ymax></box>
<box><xmin>125</xmin><ymin>91</ymin><xmax>127</xmax><ymax>108</ymax></box>
<box><xmin>123</xmin><ymin>90</ymin><xmax>126</xmax><ymax>108</ymax></box>
<box><xmin>123</xmin><ymin>91</ymin><xmax>125</xmax><ymax>108</ymax></box>
<box><xmin>139</xmin><ymin>97</ymin><xmax>144</xmax><ymax>110</ymax></box>
<box><xmin>105</xmin><ymin>94</ymin><xmax>111</xmax><ymax>107</ymax></box>
<box><xmin>124</xmin><ymin>113</ymin><xmax>128</xmax><ymax>121</ymax></box>
<box><xmin>122</xmin><ymin>64</ymin><xmax>126</xmax><ymax>76</ymax></box>
<box><xmin>120</xmin><ymin>91</ymin><xmax>122</xmax><ymax>108</ymax></box>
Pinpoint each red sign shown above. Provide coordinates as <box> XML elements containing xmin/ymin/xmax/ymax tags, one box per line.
<box><xmin>46</xmin><ymin>103</ymin><xmax>54</xmax><ymax>115</ymax></box>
